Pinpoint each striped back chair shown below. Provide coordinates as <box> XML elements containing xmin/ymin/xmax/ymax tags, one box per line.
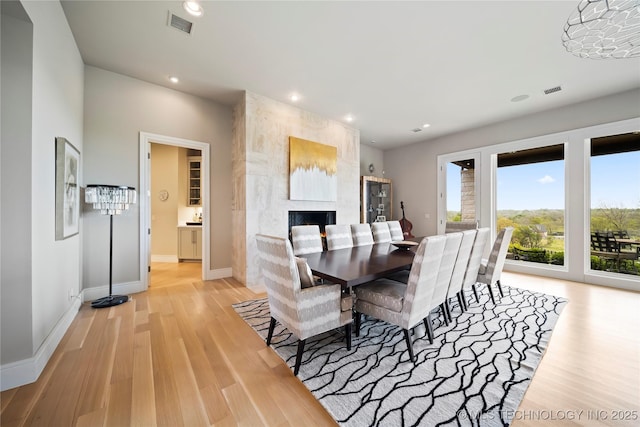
<box><xmin>476</xmin><ymin>227</ymin><xmax>514</xmax><ymax>304</ymax></box>
<box><xmin>291</xmin><ymin>225</ymin><xmax>323</xmax><ymax>255</ymax></box>
<box><xmin>443</xmin><ymin>229</ymin><xmax>477</xmax><ymax>320</ymax></box>
<box><xmin>255</xmin><ymin>234</ymin><xmax>352</xmax><ymax>375</ymax></box>
<box><xmin>459</xmin><ymin>227</ymin><xmax>490</xmax><ymax>309</ymax></box>
<box><xmin>354</xmin><ymin>235</ymin><xmax>447</xmax><ymax>362</ymax></box>
<box><xmin>429</xmin><ymin>232</ymin><xmax>463</xmax><ymax>327</ymax></box>
<box><xmin>371</xmin><ymin>222</ymin><xmax>392</xmax><ymax>243</ymax></box>
<box><xmin>325</xmin><ymin>224</ymin><xmax>353</xmax><ymax>251</ymax></box>
<box><xmin>387</xmin><ymin>221</ymin><xmax>404</xmax><ymax>241</ymax></box>
<box><xmin>351</xmin><ymin>223</ymin><xmax>374</xmax><ymax>246</ymax></box>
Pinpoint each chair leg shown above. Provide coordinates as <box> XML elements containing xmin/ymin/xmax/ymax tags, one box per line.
<box><xmin>444</xmin><ymin>300</ymin><xmax>453</xmax><ymax>323</ymax></box>
<box><xmin>496</xmin><ymin>279</ymin><xmax>505</xmax><ymax>297</ymax></box>
<box><xmin>345</xmin><ymin>323</ymin><xmax>352</xmax><ymax>351</ymax></box>
<box><xmin>459</xmin><ymin>290</ymin><xmax>468</xmax><ymax>311</ymax></box>
<box><xmin>440</xmin><ymin>303</ymin><xmax>449</xmax><ymax>326</ymax></box>
<box><xmin>423</xmin><ymin>315</ymin><xmax>434</xmax><ymax>344</ymax></box>
<box><xmin>294</xmin><ymin>339</ymin><xmax>306</xmax><ymax>376</ymax></box>
<box><xmin>487</xmin><ymin>283</ymin><xmax>496</xmax><ymax>304</ymax></box>
<box><xmin>403</xmin><ymin>329</ymin><xmax>415</xmax><ymax>363</ymax></box>
<box><xmin>266</xmin><ymin>317</ymin><xmax>277</xmax><ymax>346</ymax></box>
<box><xmin>472</xmin><ymin>284</ymin><xmax>480</xmax><ymax>303</ymax></box>
<box><xmin>355</xmin><ymin>312</ymin><xmax>362</xmax><ymax>337</ymax></box>
<box><xmin>457</xmin><ymin>292</ymin><xmax>466</xmax><ymax>312</ymax></box>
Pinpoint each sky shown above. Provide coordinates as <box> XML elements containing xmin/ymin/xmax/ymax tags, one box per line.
<box><xmin>447</xmin><ymin>150</ymin><xmax>640</xmax><ymax>211</ymax></box>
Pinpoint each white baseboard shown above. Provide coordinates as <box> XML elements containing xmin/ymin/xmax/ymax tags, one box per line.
<box><xmin>151</xmin><ymin>254</ymin><xmax>178</xmax><ymax>263</ymax></box>
<box><xmin>82</xmin><ymin>281</ymin><xmax>145</xmax><ymax>303</ymax></box>
<box><xmin>0</xmin><ymin>297</ymin><xmax>81</xmax><ymax>392</ymax></box>
<box><xmin>205</xmin><ymin>267</ymin><xmax>232</xmax><ymax>280</ymax></box>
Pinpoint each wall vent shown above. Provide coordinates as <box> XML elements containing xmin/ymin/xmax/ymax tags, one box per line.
<box><xmin>168</xmin><ymin>12</ymin><xmax>193</xmax><ymax>34</ymax></box>
<box><xmin>543</xmin><ymin>85</ymin><xmax>562</xmax><ymax>95</ymax></box>
<box><xmin>411</xmin><ymin>128</ymin><xmax>423</xmax><ymax>133</ymax></box>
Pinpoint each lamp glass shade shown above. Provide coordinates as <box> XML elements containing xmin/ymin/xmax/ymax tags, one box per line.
<box><xmin>85</xmin><ymin>185</ymin><xmax>137</xmax><ymax>215</ymax></box>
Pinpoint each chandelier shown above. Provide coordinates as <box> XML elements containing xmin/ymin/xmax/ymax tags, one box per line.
<box><xmin>561</xmin><ymin>0</ymin><xmax>640</xmax><ymax>59</ymax></box>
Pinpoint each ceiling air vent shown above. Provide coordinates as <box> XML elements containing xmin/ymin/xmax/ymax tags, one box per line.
<box><xmin>168</xmin><ymin>12</ymin><xmax>193</xmax><ymax>34</ymax></box>
<box><xmin>543</xmin><ymin>85</ymin><xmax>562</xmax><ymax>95</ymax></box>
<box><xmin>411</xmin><ymin>128</ymin><xmax>423</xmax><ymax>133</ymax></box>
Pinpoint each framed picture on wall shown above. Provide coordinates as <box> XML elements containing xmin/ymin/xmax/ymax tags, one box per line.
<box><xmin>55</xmin><ymin>137</ymin><xmax>80</xmax><ymax>240</ymax></box>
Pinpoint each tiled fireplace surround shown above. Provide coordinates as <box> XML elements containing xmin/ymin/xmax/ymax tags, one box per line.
<box><xmin>232</xmin><ymin>92</ymin><xmax>360</xmax><ymax>289</ymax></box>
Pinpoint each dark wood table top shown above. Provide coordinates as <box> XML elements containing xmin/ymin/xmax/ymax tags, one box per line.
<box><xmin>300</xmin><ymin>241</ymin><xmax>419</xmax><ymax>288</ymax></box>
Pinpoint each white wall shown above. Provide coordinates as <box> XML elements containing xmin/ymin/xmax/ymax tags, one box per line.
<box><xmin>1</xmin><ymin>0</ymin><xmax>84</xmax><ymax>390</ymax></box>
<box><xmin>1</xmin><ymin>2</ymin><xmax>34</xmax><ymax>366</ymax></box>
<box><xmin>360</xmin><ymin>143</ymin><xmax>384</xmax><ymax>178</ymax></box>
<box><xmin>83</xmin><ymin>66</ymin><xmax>233</xmax><ymax>291</ymax></box>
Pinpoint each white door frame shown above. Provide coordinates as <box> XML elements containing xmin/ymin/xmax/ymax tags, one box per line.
<box><xmin>139</xmin><ymin>132</ymin><xmax>210</xmax><ymax>289</ymax></box>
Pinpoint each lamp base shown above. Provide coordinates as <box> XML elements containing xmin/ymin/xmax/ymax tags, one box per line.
<box><xmin>91</xmin><ymin>294</ymin><xmax>129</xmax><ymax>309</ymax></box>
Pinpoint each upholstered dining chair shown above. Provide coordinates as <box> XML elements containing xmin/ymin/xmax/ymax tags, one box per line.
<box><xmin>458</xmin><ymin>227</ymin><xmax>491</xmax><ymax>311</ymax></box>
<box><xmin>385</xmin><ymin>232</ymin><xmax>464</xmax><ymax>309</ymax></box>
<box><xmin>371</xmin><ymin>222</ymin><xmax>392</xmax><ymax>243</ymax></box>
<box><xmin>354</xmin><ymin>235</ymin><xmax>447</xmax><ymax>362</ymax></box>
<box><xmin>351</xmin><ymin>223</ymin><xmax>374</xmax><ymax>246</ymax></box>
<box><xmin>291</xmin><ymin>225</ymin><xmax>323</xmax><ymax>255</ymax></box>
<box><xmin>255</xmin><ymin>234</ymin><xmax>353</xmax><ymax>375</ymax></box>
<box><xmin>423</xmin><ymin>232</ymin><xmax>464</xmax><ymax>326</ymax></box>
<box><xmin>476</xmin><ymin>227</ymin><xmax>514</xmax><ymax>304</ymax></box>
<box><xmin>442</xmin><ymin>229</ymin><xmax>477</xmax><ymax>322</ymax></box>
<box><xmin>325</xmin><ymin>224</ymin><xmax>353</xmax><ymax>250</ymax></box>
<box><xmin>387</xmin><ymin>221</ymin><xmax>404</xmax><ymax>241</ymax></box>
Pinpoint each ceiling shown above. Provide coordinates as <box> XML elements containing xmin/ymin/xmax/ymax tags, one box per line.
<box><xmin>60</xmin><ymin>1</ymin><xmax>640</xmax><ymax>150</ymax></box>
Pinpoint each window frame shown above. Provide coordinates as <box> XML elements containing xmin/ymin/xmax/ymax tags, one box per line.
<box><xmin>436</xmin><ymin>117</ymin><xmax>640</xmax><ymax>292</ymax></box>
<box><xmin>437</xmin><ymin>151</ymin><xmax>481</xmax><ymax>235</ymax></box>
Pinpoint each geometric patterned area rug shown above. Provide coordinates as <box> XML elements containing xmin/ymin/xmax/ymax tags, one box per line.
<box><xmin>233</xmin><ymin>286</ymin><xmax>567</xmax><ymax>427</ymax></box>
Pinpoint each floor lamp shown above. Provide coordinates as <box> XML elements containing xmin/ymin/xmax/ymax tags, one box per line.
<box><xmin>85</xmin><ymin>184</ymin><xmax>137</xmax><ymax>308</ymax></box>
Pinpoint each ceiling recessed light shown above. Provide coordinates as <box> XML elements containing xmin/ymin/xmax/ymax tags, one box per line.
<box><xmin>422</xmin><ymin>123</ymin><xmax>431</xmax><ymax>128</ymax></box>
<box><xmin>290</xmin><ymin>93</ymin><xmax>300</xmax><ymax>102</ymax></box>
<box><xmin>344</xmin><ymin>115</ymin><xmax>354</xmax><ymax>123</ymax></box>
<box><xmin>169</xmin><ymin>76</ymin><xmax>179</xmax><ymax>83</ymax></box>
<box><xmin>183</xmin><ymin>1</ymin><xmax>203</xmax><ymax>17</ymax></box>
<box><xmin>371</xmin><ymin>140</ymin><xmax>376</xmax><ymax>144</ymax></box>
<box><xmin>511</xmin><ymin>94</ymin><xmax>530</xmax><ymax>102</ymax></box>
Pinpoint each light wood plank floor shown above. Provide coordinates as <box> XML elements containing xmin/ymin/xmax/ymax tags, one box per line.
<box><xmin>1</xmin><ymin>267</ymin><xmax>639</xmax><ymax>426</ymax></box>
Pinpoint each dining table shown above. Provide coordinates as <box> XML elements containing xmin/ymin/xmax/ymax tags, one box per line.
<box><xmin>300</xmin><ymin>239</ymin><xmax>422</xmax><ymax>288</ymax></box>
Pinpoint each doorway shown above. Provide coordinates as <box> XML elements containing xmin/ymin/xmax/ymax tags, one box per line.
<box><xmin>139</xmin><ymin>132</ymin><xmax>210</xmax><ymax>291</ymax></box>
<box><xmin>149</xmin><ymin>144</ymin><xmax>202</xmax><ymax>287</ymax></box>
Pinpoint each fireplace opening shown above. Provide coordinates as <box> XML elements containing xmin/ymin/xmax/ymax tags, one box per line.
<box><xmin>288</xmin><ymin>210</ymin><xmax>336</xmax><ymax>248</ymax></box>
